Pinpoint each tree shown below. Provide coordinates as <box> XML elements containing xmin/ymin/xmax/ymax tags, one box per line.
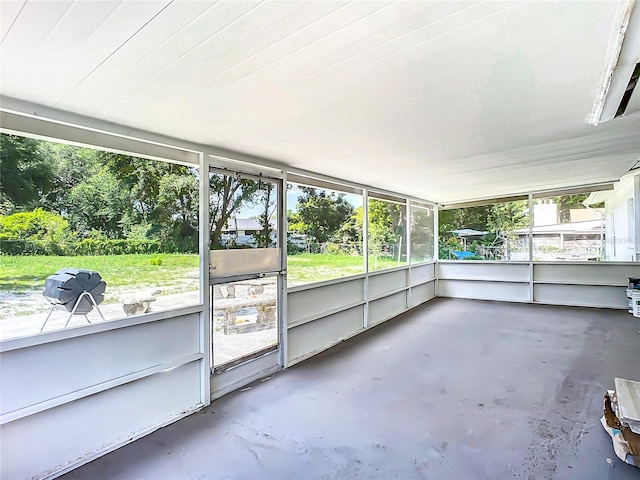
<box><xmin>438</xmin><ymin>205</ymin><xmax>491</xmax><ymax>239</ymax></box>
<box><xmin>487</xmin><ymin>201</ymin><xmax>528</xmax><ymax>233</ymax></box>
<box><xmin>439</xmin><ymin>201</ymin><xmax>527</xmax><ymax>239</ymax></box>
<box><xmin>411</xmin><ymin>207</ymin><xmax>434</xmax><ymax>260</ymax></box>
<box><xmin>294</xmin><ymin>187</ymin><xmax>354</xmax><ymax>244</ymax></box>
<box><xmin>438</xmin><ymin>201</ymin><xmax>528</xmax><ymax>259</ymax></box>
<box><xmin>104</xmin><ymin>152</ymin><xmax>202</xmax><ymax>246</ymax></box>
<box><xmin>0</xmin><ymin>134</ymin><xmax>54</xmax><ymax>212</ymax></box>
<box><xmin>368</xmin><ymin>199</ymin><xmax>405</xmax><ymax>253</ymax></box>
<box><xmin>550</xmin><ymin>194</ymin><xmax>589</xmax><ymax>223</ymax></box>
<box><xmin>104</xmin><ymin>153</ymin><xmax>187</xmax><ymax>227</ymax></box>
<box><xmin>66</xmin><ymin>169</ymin><xmax>128</xmax><ymax>238</ymax></box>
<box><xmin>157</xmin><ymin>171</ymin><xmax>199</xmax><ymax>241</ymax></box>
<box><xmin>252</xmin><ymin>181</ymin><xmax>277</xmax><ymax>248</ymax></box>
<box><xmin>39</xmin><ymin>142</ymin><xmax>100</xmax><ymax>216</ymax></box>
<box><xmin>336</xmin><ymin>206</ymin><xmax>363</xmax><ymax>244</ymax></box>
<box><xmin>209</xmin><ymin>172</ymin><xmax>260</xmax><ymax>248</ymax></box>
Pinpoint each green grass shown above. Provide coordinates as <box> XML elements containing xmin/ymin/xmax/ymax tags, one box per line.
<box><xmin>287</xmin><ymin>253</ymin><xmax>405</xmax><ymax>285</ymax></box>
<box><xmin>0</xmin><ymin>253</ymin><xmax>199</xmax><ymax>293</ymax></box>
<box><xmin>0</xmin><ymin>252</ymin><xmax>408</xmax><ymax>294</ymax></box>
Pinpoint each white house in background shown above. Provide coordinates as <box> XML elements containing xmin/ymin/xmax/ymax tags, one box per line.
<box><xmin>220</xmin><ymin>218</ymin><xmax>277</xmax><ymax>246</ymax></box>
<box><xmin>514</xmin><ymin>204</ymin><xmax>605</xmax><ymax>261</ymax></box>
<box><xmin>584</xmin><ymin>170</ymin><xmax>640</xmax><ymax>262</ymax></box>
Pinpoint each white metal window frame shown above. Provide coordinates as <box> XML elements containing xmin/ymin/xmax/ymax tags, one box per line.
<box><xmin>0</xmin><ymin>101</ymin><xmax>216</xmax><ymax>480</ymax></box>
<box><xmin>0</xmin><ymin>102</ymin><xmax>214</xmax><ymax>404</ymax></box>
<box><xmin>285</xmin><ymin>174</ymin><xmax>437</xmax><ymax>287</ymax></box>
<box><xmin>437</xmin><ymin>181</ymin><xmax>637</xmax><ymax>266</ymax></box>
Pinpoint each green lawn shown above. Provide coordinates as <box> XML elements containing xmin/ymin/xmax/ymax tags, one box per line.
<box><xmin>287</xmin><ymin>253</ymin><xmax>405</xmax><ymax>285</ymax></box>
<box><xmin>0</xmin><ymin>254</ymin><xmax>199</xmax><ymax>293</ymax></box>
<box><xmin>0</xmin><ymin>252</ymin><xmax>407</xmax><ymax>294</ymax></box>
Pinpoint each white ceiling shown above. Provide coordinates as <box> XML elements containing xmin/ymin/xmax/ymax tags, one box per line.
<box><xmin>1</xmin><ymin>0</ymin><xmax>639</xmax><ymax>204</ymax></box>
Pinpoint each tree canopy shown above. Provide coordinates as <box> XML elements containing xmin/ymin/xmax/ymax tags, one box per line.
<box><xmin>368</xmin><ymin>199</ymin><xmax>404</xmax><ymax>252</ymax></box>
<box><xmin>0</xmin><ymin>134</ymin><xmax>203</xmax><ymax>252</ymax></box>
<box><xmin>0</xmin><ymin>135</ymin><xmax>54</xmax><ymax>211</ymax></box>
<box><xmin>439</xmin><ymin>201</ymin><xmax>528</xmax><ymax>240</ymax></box>
<box><xmin>289</xmin><ymin>187</ymin><xmax>354</xmax><ymax>244</ymax></box>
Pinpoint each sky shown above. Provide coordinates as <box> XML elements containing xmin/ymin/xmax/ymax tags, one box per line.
<box><xmin>231</xmin><ymin>184</ymin><xmax>363</xmax><ymax>219</ymax></box>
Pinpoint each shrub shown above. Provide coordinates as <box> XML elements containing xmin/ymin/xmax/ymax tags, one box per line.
<box><xmin>0</xmin><ymin>208</ymin><xmax>75</xmax><ymax>244</ymax></box>
<box><xmin>0</xmin><ymin>238</ymin><xmax>197</xmax><ymax>256</ymax></box>
<box><xmin>0</xmin><ymin>239</ymin><xmax>73</xmax><ymax>256</ymax></box>
<box><xmin>323</xmin><ymin>243</ymin><xmax>341</xmax><ymax>255</ymax></box>
<box><xmin>149</xmin><ymin>256</ymin><xmax>163</xmax><ymax>266</ymax></box>
<box><xmin>127</xmin><ymin>223</ymin><xmax>155</xmax><ymax>241</ymax></box>
<box><xmin>73</xmin><ymin>239</ymin><xmax>163</xmax><ymax>256</ymax></box>
<box><xmin>0</xmin><ymin>207</ymin><xmax>198</xmax><ymax>256</ymax></box>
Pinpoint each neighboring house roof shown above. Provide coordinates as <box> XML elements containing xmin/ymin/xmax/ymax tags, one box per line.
<box><xmin>514</xmin><ymin>220</ymin><xmax>602</xmax><ymax>235</ymax></box>
<box><xmin>569</xmin><ymin>208</ymin><xmax>603</xmax><ymax>222</ymax></box>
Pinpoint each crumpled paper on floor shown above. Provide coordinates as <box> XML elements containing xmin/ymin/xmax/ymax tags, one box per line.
<box><xmin>602</xmin><ymin>390</ymin><xmax>640</xmax><ymax>467</ymax></box>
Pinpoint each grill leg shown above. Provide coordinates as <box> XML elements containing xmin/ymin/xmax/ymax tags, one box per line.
<box><xmin>63</xmin><ymin>291</ymin><xmax>106</xmax><ymax>328</ymax></box>
<box><xmin>63</xmin><ymin>312</ymin><xmax>74</xmax><ymax>328</ymax></box>
<box><xmin>40</xmin><ymin>307</ymin><xmax>56</xmax><ymax>333</ymax></box>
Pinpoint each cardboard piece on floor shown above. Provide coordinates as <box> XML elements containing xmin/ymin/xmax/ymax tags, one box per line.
<box><xmin>602</xmin><ymin>390</ymin><xmax>640</xmax><ymax>467</ymax></box>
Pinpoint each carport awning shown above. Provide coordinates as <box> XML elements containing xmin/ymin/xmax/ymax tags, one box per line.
<box><xmin>450</xmin><ymin>229</ymin><xmax>488</xmax><ymax>237</ymax></box>
<box><xmin>583</xmin><ymin>191</ymin><xmax>612</xmax><ymax>206</ymax></box>
<box><xmin>514</xmin><ymin>220</ymin><xmax>603</xmax><ymax>235</ymax></box>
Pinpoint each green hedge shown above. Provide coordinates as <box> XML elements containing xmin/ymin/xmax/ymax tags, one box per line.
<box><xmin>0</xmin><ymin>238</ymin><xmax>196</xmax><ymax>256</ymax></box>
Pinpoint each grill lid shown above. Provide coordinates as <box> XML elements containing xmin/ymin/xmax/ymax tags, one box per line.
<box><xmin>43</xmin><ymin>268</ymin><xmax>106</xmax><ymax>314</ymax></box>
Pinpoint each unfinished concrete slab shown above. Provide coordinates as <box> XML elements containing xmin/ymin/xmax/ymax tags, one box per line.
<box><xmin>62</xmin><ymin>298</ymin><xmax>640</xmax><ymax>479</ymax></box>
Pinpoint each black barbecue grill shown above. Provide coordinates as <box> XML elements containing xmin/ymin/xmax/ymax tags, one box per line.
<box><xmin>41</xmin><ymin>268</ymin><xmax>107</xmax><ymax>332</ymax></box>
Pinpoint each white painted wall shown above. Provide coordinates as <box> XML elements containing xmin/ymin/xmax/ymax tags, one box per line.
<box><xmin>602</xmin><ymin>174</ymin><xmax>639</xmax><ymax>261</ymax></box>
<box><xmin>0</xmin><ymin>309</ymin><xmax>207</xmax><ymax>480</ymax></box>
<box><xmin>286</xmin><ymin>264</ymin><xmax>437</xmax><ymax>365</ymax></box>
<box><xmin>437</xmin><ymin>261</ymin><xmax>638</xmax><ymax>310</ymax></box>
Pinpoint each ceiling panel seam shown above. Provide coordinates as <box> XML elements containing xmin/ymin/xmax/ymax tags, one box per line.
<box><xmin>150</xmin><ymin>1</ymin><xmax>308</xmax><ymax>85</ymax></box>
<box><xmin>0</xmin><ymin>0</ymin><xmax>26</xmax><ymax>44</ymax></box>
<box><xmin>438</xmin><ymin>145</ymin><xmax>637</xmax><ymax>177</ymax></box>
<box><xmin>353</xmin><ymin>1</ymin><xmax>524</xmax><ymax>73</ymax></box>
<box><xmin>427</xmin><ymin>115</ymin><xmax>640</xmax><ymax>170</ymax></box>
<box><xmin>32</xmin><ymin>1</ymin><xmax>75</xmax><ymax>54</ymax></box>
<box><xmin>145</xmin><ymin>0</ymin><xmax>269</xmax><ymax>84</ymax></box>
<box><xmin>4</xmin><ymin>1</ymin><xmax>79</xmax><ymax>85</ymax></box>
<box><xmin>55</xmin><ymin>0</ymin><xmax>174</xmax><ymax>106</ymax></box>
<box><xmin>133</xmin><ymin>2</ymin><xmax>221</xmax><ymax>67</ymax></box>
<box><xmin>188</xmin><ymin>2</ymin><xmax>316</xmax><ymax>88</ymax></box>
<box><xmin>292</xmin><ymin>0</ymin><xmax>490</xmax><ymax>85</ymax></box>
<box><xmin>196</xmin><ymin>0</ymin><xmax>365</xmax><ymax>90</ymax></box>
<box><xmin>291</xmin><ymin>3</ymin><xmax>440</xmax><ymax>85</ymax></box>
<box><xmin>30</xmin><ymin>2</ymin><xmax>124</xmax><ymax>94</ymax></box>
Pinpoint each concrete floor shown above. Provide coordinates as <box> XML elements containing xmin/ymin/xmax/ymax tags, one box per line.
<box><xmin>63</xmin><ymin>298</ymin><xmax>640</xmax><ymax>479</ymax></box>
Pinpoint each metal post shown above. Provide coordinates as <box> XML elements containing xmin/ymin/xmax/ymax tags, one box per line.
<box><xmin>528</xmin><ymin>193</ymin><xmax>534</xmax><ymax>302</ymax></box>
<box><xmin>363</xmin><ymin>189</ymin><xmax>369</xmax><ymax>329</ymax></box>
<box><xmin>279</xmin><ymin>172</ymin><xmax>289</xmax><ymax>368</ymax></box>
<box><xmin>200</xmin><ymin>151</ymin><xmax>212</xmax><ymax>404</ymax></box>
